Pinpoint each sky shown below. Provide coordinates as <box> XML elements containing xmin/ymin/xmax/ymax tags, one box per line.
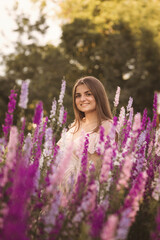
<box><xmin>0</xmin><ymin>0</ymin><xmax>62</xmax><ymax>55</ymax></box>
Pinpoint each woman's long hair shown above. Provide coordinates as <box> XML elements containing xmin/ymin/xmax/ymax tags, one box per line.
<box><xmin>71</xmin><ymin>76</ymin><xmax>113</xmax><ymax>133</ymax></box>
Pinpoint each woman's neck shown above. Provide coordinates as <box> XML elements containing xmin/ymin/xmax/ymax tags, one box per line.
<box><xmin>82</xmin><ymin>111</ymin><xmax>98</xmax><ymax>125</ymax></box>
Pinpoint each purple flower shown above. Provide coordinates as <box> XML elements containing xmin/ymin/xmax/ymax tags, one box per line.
<box><xmin>50</xmin><ymin>98</ymin><xmax>57</xmax><ymax>121</ymax></box>
<box><xmin>18</xmin><ymin>80</ymin><xmax>30</xmax><ymax>109</ymax></box>
<box><xmin>33</xmin><ymin>101</ymin><xmax>43</xmax><ymax>125</ymax></box>
<box><xmin>90</xmin><ymin>206</ymin><xmax>105</xmax><ymax>238</ymax></box>
<box><xmin>43</xmin><ymin>127</ymin><xmax>53</xmax><ymax>158</ymax></box>
<box><xmin>58</xmin><ymin>105</ymin><xmax>64</xmax><ymax>127</ymax></box>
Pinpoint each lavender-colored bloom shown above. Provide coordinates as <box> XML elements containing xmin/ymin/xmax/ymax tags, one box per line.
<box><xmin>114</xmin><ymin>86</ymin><xmax>121</xmax><ymax>107</ymax></box>
<box><xmin>48</xmin><ymin>213</ymin><xmax>64</xmax><ymax>240</ymax></box>
<box><xmin>128</xmin><ymin>107</ymin><xmax>134</xmax><ymax>124</ymax></box>
<box><xmin>58</xmin><ymin>79</ymin><xmax>66</xmax><ymax>105</ymax></box>
<box><xmin>33</xmin><ymin>101</ymin><xmax>43</xmax><ymax>125</ymax></box>
<box><xmin>44</xmin><ymin>192</ymin><xmax>61</xmax><ymax>233</ymax></box>
<box><xmin>50</xmin><ymin>98</ymin><xmax>57</xmax><ymax>121</ymax></box>
<box><xmin>116</xmin><ymin>208</ymin><xmax>131</xmax><ymax>240</ymax></box>
<box><xmin>72</xmin><ymin>181</ymin><xmax>97</xmax><ymax>226</ymax></box>
<box><xmin>18</xmin><ymin>80</ymin><xmax>30</xmax><ymax>109</ymax></box>
<box><xmin>43</xmin><ymin>127</ymin><xmax>53</xmax><ymax>158</ymax></box>
<box><xmin>58</xmin><ymin>105</ymin><xmax>64</xmax><ymax>127</ymax></box>
<box><xmin>23</xmin><ymin>134</ymin><xmax>33</xmax><ymax>164</ymax></box>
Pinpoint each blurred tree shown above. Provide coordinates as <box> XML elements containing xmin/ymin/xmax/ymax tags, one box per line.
<box><xmin>0</xmin><ymin>5</ymin><xmax>76</xmax><ymax>128</ymax></box>
<box><xmin>58</xmin><ymin>0</ymin><xmax>160</xmax><ymax>116</ymax></box>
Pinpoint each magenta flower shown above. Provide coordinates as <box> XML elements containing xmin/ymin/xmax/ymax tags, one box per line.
<box><xmin>2</xmin><ymin>89</ymin><xmax>17</xmax><ymax>140</ymax></box>
<box><xmin>33</xmin><ymin>101</ymin><xmax>43</xmax><ymax>125</ymax></box>
<box><xmin>152</xmin><ymin>92</ymin><xmax>157</xmax><ymax>128</ymax></box>
<box><xmin>62</xmin><ymin>110</ymin><xmax>67</xmax><ymax>125</ymax></box>
<box><xmin>8</xmin><ymin>90</ymin><xmax>17</xmax><ymax>114</ymax></box>
<box><xmin>89</xmin><ymin>206</ymin><xmax>106</xmax><ymax>238</ymax></box>
<box><xmin>1</xmin><ymin>158</ymin><xmax>37</xmax><ymax>240</ymax></box>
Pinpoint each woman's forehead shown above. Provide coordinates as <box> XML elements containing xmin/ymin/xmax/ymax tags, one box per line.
<box><xmin>76</xmin><ymin>84</ymin><xmax>90</xmax><ymax>93</ymax></box>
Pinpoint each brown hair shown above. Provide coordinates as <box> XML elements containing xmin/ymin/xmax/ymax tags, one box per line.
<box><xmin>71</xmin><ymin>76</ymin><xmax>113</xmax><ymax>133</ymax></box>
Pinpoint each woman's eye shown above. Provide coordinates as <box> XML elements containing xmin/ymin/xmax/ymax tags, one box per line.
<box><xmin>75</xmin><ymin>95</ymin><xmax>80</xmax><ymax>98</ymax></box>
<box><xmin>86</xmin><ymin>93</ymin><xmax>91</xmax><ymax>96</ymax></box>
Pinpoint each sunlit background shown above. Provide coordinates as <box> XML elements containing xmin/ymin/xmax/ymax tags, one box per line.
<box><xmin>0</xmin><ymin>0</ymin><xmax>160</xmax><ymax>128</ymax></box>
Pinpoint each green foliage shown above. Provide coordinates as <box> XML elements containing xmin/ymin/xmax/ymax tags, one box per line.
<box><xmin>59</xmin><ymin>0</ymin><xmax>160</xmax><ymax>115</ymax></box>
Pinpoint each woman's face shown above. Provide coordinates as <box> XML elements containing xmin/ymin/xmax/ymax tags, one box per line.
<box><xmin>75</xmin><ymin>84</ymin><xmax>96</xmax><ymax>114</ymax></box>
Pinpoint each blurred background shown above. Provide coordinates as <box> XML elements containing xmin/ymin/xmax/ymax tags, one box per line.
<box><xmin>0</xmin><ymin>0</ymin><xmax>160</xmax><ymax>128</ymax></box>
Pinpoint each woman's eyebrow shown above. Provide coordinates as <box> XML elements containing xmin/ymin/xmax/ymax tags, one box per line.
<box><xmin>76</xmin><ymin>90</ymin><xmax>91</xmax><ymax>94</ymax></box>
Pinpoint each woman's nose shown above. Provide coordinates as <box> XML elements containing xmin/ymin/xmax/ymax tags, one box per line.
<box><xmin>80</xmin><ymin>94</ymin><xmax>86</xmax><ymax>101</ymax></box>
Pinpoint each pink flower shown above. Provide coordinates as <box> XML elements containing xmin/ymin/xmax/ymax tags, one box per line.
<box><xmin>0</xmin><ymin>127</ymin><xmax>18</xmax><ymax>187</ymax></box>
<box><xmin>117</xmin><ymin>154</ymin><xmax>133</xmax><ymax>190</ymax></box>
<box><xmin>117</xmin><ymin>107</ymin><xmax>125</xmax><ymax>133</ymax></box>
<box><xmin>114</xmin><ymin>86</ymin><xmax>121</xmax><ymax>107</ymax></box>
<box><xmin>133</xmin><ymin>113</ymin><xmax>141</xmax><ymax>132</ymax></box>
<box><xmin>101</xmin><ymin>214</ymin><xmax>119</xmax><ymax>240</ymax></box>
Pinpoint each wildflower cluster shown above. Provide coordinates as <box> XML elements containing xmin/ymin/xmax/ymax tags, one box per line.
<box><xmin>0</xmin><ymin>79</ymin><xmax>159</xmax><ymax>240</ymax></box>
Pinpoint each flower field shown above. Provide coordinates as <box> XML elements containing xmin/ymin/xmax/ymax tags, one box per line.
<box><xmin>0</xmin><ymin>79</ymin><xmax>160</xmax><ymax>240</ymax></box>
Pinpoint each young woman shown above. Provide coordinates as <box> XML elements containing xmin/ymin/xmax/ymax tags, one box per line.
<box><xmin>57</xmin><ymin>76</ymin><xmax>113</xmax><ymax>192</ymax></box>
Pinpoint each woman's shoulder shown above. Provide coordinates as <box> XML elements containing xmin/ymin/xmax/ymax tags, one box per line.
<box><xmin>67</xmin><ymin>121</ymin><xmax>77</xmax><ymax>133</ymax></box>
<box><xmin>101</xmin><ymin>119</ymin><xmax>113</xmax><ymax>126</ymax></box>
